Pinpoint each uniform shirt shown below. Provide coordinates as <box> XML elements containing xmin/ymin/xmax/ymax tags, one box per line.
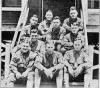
<box><xmin>62</xmin><ymin>33</ymin><xmax>84</xmax><ymax>50</ymax></box>
<box><xmin>48</xmin><ymin>26</ymin><xmax>66</xmax><ymax>41</ymax></box>
<box><xmin>36</xmin><ymin>51</ymin><xmax>63</xmax><ymax>68</ymax></box>
<box><xmin>38</xmin><ymin>20</ymin><xmax>52</xmax><ymax>35</ymax></box>
<box><xmin>63</xmin><ymin>49</ymin><xmax>91</xmax><ymax>69</ymax></box>
<box><xmin>63</xmin><ymin>17</ymin><xmax>84</xmax><ymax>34</ymax></box>
<box><xmin>10</xmin><ymin>50</ymin><xmax>36</xmax><ymax>73</ymax></box>
<box><xmin>30</xmin><ymin>40</ymin><xmax>45</xmax><ymax>56</ymax></box>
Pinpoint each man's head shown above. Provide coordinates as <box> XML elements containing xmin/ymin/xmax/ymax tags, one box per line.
<box><xmin>30</xmin><ymin>31</ymin><xmax>38</xmax><ymax>42</ymax></box>
<box><xmin>69</xmin><ymin>6</ymin><xmax>78</xmax><ymax>19</ymax></box>
<box><xmin>30</xmin><ymin>15</ymin><xmax>38</xmax><ymax>26</ymax></box>
<box><xmin>20</xmin><ymin>41</ymin><xmax>30</xmax><ymax>53</ymax></box>
<box><xmin>19</xmin><ymin>34</ymin><xmax>30</xmax><ymax>44</ymax></box>
<box><xmin>45</xmin><ymin>41</ymin><xmax>55</xmax><ymax>54</ymax></box>
<box><xmin>52</xmin><ymin>16</ymin><xmax>61</xmax><ymax>28</ymax></box>
<box><xmin>74</xmin><ymin>39</ymin><xmax>83</xmax><ymax>51</ymax></box>
<box><xmin>71</xmin><ymin>24</ymin><xmax>79</xmax><ymax>34</ymax></box>
<box><xmin>45</xmin><ymin>10</ymin><xmax>53</xmax><ymax>21</ymax></box>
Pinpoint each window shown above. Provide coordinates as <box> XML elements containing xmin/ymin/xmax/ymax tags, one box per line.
<box><xmin>2</xmin><ymin>0</ymin><xmax>21</xmax><ymax>7</ymax></box>
<box><xmin>88</xmin><ymin>0</ymin><xmax>100</xmax><ymax>9</ymax></box>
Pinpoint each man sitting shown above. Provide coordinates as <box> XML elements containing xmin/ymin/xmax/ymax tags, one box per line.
<box><xmin>6</xmin><ymin>40</ymin><xmax>37</xmax><ymax>88</ymax></box>
<box><xmin>34</xmin><ymin>41</ymin><xmax>64</xmax><ymax>88</ymax></box>
<box><xmin>62</xmin><ymin>39</ymin><xmax>92</xmax><ymax>88</ymax></box>
<box><xmin>61</xmin><ymin>24</ymin><xmax>84</xmax><ymax>54</ymax></box>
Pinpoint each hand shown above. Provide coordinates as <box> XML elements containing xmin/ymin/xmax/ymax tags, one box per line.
<box><xmin>44</xmin><ymin>69</ymin><xmax>52</xmax><ymax>78</ymax></box>
<box><xmin>74</xmin><ymin>66</ymin><xmax>83</xmax><ymax>77</ymax></box>
<box><xmin>16</xmin><ymin>72</ymin><xmax>22</xmax><ymax>79</ymax></box>
<box><xmin>22</xmin><ymin>71</ymin><xmax>28</xmax><ymax>78</ymax></box>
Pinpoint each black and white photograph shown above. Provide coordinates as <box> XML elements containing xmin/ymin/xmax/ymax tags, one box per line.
<box><xmin>0</xmin><ymin>0</ymin><xmax>100</xmax><ymax>88</ymax></box>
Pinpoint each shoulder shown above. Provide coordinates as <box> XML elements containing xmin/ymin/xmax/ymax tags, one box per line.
<box><xmin>77</xmin><ymin>17</ymin><xmax>82</xmax><ymax>22</ymax></box>
<box><xmin>39</xmin><ymin>20</ymin><xmax>46</xmax><ymax>25</ymax></box>
<box><xmin>38</xmin><ymin>40</ymin><xmax>45</xmax><ymax>44</ymax></box>
<box><xmin>65</xmin><ymin>50</ymin><xmax>73</xmax><ymax>55</ymax></box>
<box><xmin>54</xmin><ymin>51</ymin><xmax>62</xmax><ymax>57</ymax></box>
<box><xmin>64</xmin><ymin>33</ymin><xmax>71</xmax><ymax>38</ymax></box>
<box><xmin>64</xmin><ymin>18</ymin><xmax>70</xmax><ymax>22</ymax></box>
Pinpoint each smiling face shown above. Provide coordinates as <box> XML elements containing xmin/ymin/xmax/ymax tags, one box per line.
<box><xmin>21</xmin><ymin>42</ymin><xmax>30</xmax><ymax>53</ymax></box>
<box><xmin>30</xmin><ymin>32</ymin><xmax>38</xmax><ymax>42</ymax></box>
<box><xmin>70</xmin><ymin>10</ymin><xmax>78</xmax><ymax>19</ymax></box>
<box><xmin>30</xmin><ymin>16</ymin><xmax>38</xmax><ymax>26</ymax></box>
<box><xmin>74</xmin><ymin>40</ymin><xmax>82</xmax><ymax>51</ymax></box>
<box><xmin>45</xmin><ymin>11</ymin><xmax>53</xmax><ymax>21</ymax></box>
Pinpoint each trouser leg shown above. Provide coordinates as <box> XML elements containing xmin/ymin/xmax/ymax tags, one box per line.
<box><xmin>84</xmin><ymin>68</ymin><xmax>91</xmax><ymax>88</ymax></box>
<box><xmin>56</xmin><ymin>69</ymin><xmax>63</xmax><ymax>88</ymax></box>
<box><xmin>26</xmin><ymin>71</ymin><xmax>35</xmax><ymax>88</ymax></box>
<box><xmin>63</xmin><ymin>67</ymin><xmax>69</xmax><ymax>88</ymax></box>
<box><xmin>6</xmin><ymin>72</ymin><xmax>16</xmax><ymax>87</ymax></box>
<box><xmin>35</xmin><ymin>69</ymin><xmax>41</xmax><ymax>88</ymax></box>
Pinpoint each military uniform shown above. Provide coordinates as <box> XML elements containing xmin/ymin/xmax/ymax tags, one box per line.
<box><xmin>30</xmin><ymin>40</ymin><xmax>45</xmax><ymax>57</ymax></box>
<box><xmin>34</xmin><ymin>51</ymin><xmax>64</xmax><ymax>88</ymax></box>
<box><xmin>63</xmin><ymin>17</ymin><xmax>84</xmax><ymax>34</ymax></box>
<box><xmin>7</xmin><ymin>50</ymin><xmax>37</xmax><ymax>88</ymax></box>
<box><xmin>38</xmin><ymin>20</ymin><xmax>52</xmax><ymax>41</ymax></box>
<box><xmin>63</xmin><ymin>49</ymin><xmax>92</xmax><ymax>88</ymax></box>
<box><xmin>61</xmin><ymin>33</ymin><xmax>84</xmax><ymax>52</ymax></box>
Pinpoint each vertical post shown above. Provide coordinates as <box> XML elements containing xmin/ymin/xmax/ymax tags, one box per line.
<box><xmin>99</xmin><ymin>16</ymin><xmax>100</xmax><ymax>88</ymax></box>
<box><xmin>42</xmin><ymin>0</ymin><xmax>43</xmax><ymax>21</ymax></box>
<box><xmin>0</xmin><ymin>0</ymin><xmax>2</xmax><ymax>85</ymax></box>
<box><xmin>5</xmin><ymin>44</ymin><xmax>10</xmax><ymax>79</ymax></box>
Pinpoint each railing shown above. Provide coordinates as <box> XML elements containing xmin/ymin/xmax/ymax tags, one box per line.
<box><xmin>11</xmin><ymin>0</ymin><xmax>29</xmax><ymax>49</ymax></box>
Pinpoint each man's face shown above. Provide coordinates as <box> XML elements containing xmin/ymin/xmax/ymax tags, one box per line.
<box><xmin>45</xmin><ymin>12</ymin><xmax>53</xmax><ymax>21</ymax></box>
<box><xmin>30</xmin><ymin>33</ymin><xmax>38</xmax><ymax>42</ymax></box>
<box><xmin>71</xmin><ymin>25</ymin><xmax>79</xmax><ymax>34</ymax></box>
<box><xmin>52</xmin><ymin>19</ymin><xmax>61</xmax><ymax>28</ymax></box>
<box><xmin>30</xmin><ymin>17</ymin><xmax>38</xmax><ymax>25</ymax></box>
<box><xmin>74</xmin><ymin>40</ymin><xmax>82</xmax><ymax>51</ymax></box>
<box><xmin>46</xmin><ymin>43</ymin><xmax>54</xmax><ymax>54</ymax></box>
<box><xmin>21</xmin><ymin>42</ymin><xmax>30</xmax><ymax>53</ymax></box>
<box><xmin>70</xmin><ymin>10</ymin><xmax>78</xmax><ymax>19</ymax></box>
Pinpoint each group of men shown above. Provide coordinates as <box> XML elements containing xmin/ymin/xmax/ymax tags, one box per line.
<box><xmin>6</xmin><ymin>6</ymin><xmax>92</xmax><ymax>88</ymax></box>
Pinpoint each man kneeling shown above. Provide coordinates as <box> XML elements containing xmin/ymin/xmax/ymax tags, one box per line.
<box><xmin>34</xmin><ymin>41</ymin><xmax>64</xmax><ymax>88</ymax></box>
<box><xmin>63</xmin><ymin>39</ymin><xmax>92</xmax><ymax>88</ymax></box>
<box><xmin>7</xmin><ymin>41</ymin><xmax>37</xmax><ymax>88</ymax></box>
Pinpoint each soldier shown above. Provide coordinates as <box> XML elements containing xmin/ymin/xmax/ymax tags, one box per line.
<box><xmin>21</xmin><ymin>14</ymin><xmax>39</xmax><ymax>36</ymax></box>
<box><xmin>38</xmin><ymin>10</ymin><xmax>53</xmax><ymax>42</ymax></box>
<box><xmin>47</xmin><ymin>16</ymin><xmax>66</xmax><ymax>51</ymax></box>
<box><xmin>29</xmin><ymin>30</ymin><xmax>45</xmax><ymax>57</ymax></box>
<box><xmin>62</xmin><ymin>39</ymin><xmax>92</xmax><ymax>88</ymax></box>
<box><xmin>6</xmin><ymin>41</ymin><xmax>37</xmax><ymax>88</ymax></box>
<box><xmin>34</xmin><ymin>41</ymin><xmax>64</xmax><ymax>88</ymax></box>
<box><xmin>61</xmin><ymin>24</ymin><xmax>84</xmax><ymax>54</ymax></box>
<box><xmin>63</xmin><ymin>6</ymin><xmax>84</xmax><ymax>34</ymax></box>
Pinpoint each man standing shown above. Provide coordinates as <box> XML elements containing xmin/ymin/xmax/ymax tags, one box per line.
<box><xmin>63</xmin><ymin>39</ymin><xmax>92</xmax><ymax>88</ymax></box>
<box><xmin>7</xmin><ymin>41</ymin><xmax>37</xmax><ymax>88</ymax></box>
<box><xmin>34</xmin><ymin>41</ymin><xmax>64</xmax><ymax>88</ymax></box>
<box><xmin>63</xmin><ymin>6</ymin><xmax>84</xmax><ymax>34</ymax></box>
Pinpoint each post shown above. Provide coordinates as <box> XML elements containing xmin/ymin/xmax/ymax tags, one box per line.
<box><xmin>5</xmin><ymin>44</ymin><xmax>10</xmax><ymax>79</ymax></box>
<box><xmin>0</xmin><ymin>0</ymin><xmax>2</xmax><ymax>85</ymax></box>
<box><xmin>42</xmin><ymin>0</ymin><xmax>43</xmax><ymax>21</ymax></box>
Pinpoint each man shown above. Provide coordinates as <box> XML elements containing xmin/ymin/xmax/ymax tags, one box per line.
<box><xmin>48</xmin><ymin>16</ymin><xmax>66</xmax><ymax>51</ymax></box>
<box><xmin>34</xmin><ymin>41</ymin><xmax>64</xmax><ymax>88</ymax></box>
<box><xmin>21</xmin><ymin>14</ymin><xmax>39</xmax><ymax>36</ymax></box>
<box><xmin>29</xmin><ymin>30</ymin><xmax>45</xmax><ymax>57</ymax></box>
<box><xmin>6</xmin><ymin>41</ymin><xmax>37</xmax><ymax>88</ymax></box>
<box><xmin>63</xmin><ymin>6</ymin><xmax>84</xmax><ymax>34</ymax></box>
<box><xmin>61</xmin><ymin>24</ymin><xmax>84</xmax><ymax>54</ymax></box>
<box><xmin>62</xmin><ymin>39</ymin><xmax>92</xmax><ymax>88</ymax></box>
<box><xmin>38</xmin><ymin>10</ymin><xmax>53</xmax><ymax>42</ymax></box>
